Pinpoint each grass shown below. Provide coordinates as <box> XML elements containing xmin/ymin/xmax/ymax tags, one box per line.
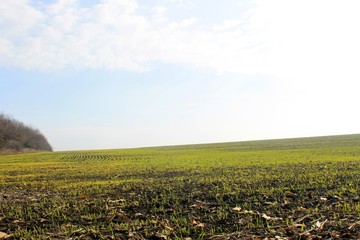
<box><xmin>0</xmin><ymin>134</ymin><xmax>359</xmax><ymax>239</ymax></box>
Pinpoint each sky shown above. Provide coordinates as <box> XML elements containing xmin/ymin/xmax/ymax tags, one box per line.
<box><xmin>1</xmin><ymin>0</ymin><xmax>360</xmax><ymax>151</ymax></box>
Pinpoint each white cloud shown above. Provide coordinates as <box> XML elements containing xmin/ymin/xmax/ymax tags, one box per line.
<box><xmin>213</xmin><ymin>19</ymin><xmax>243</xmax><ymax>31</ymax></box>
<box><xmin>170</xmin><ymin>0</ymin><xmax>195</xmax><ymax>8</ymax></box>
<box><xmin>0</xmin><ymin>39</ymin><xmax>13</xmax><ymax>65</ymax></box>
<box><xmin>0</xmin><ymin>0</ymin><xmax>260</xmax><ymax>72</ymax></box>
<box><xmin>250</xmin><ymin>0</ymin><xmax>360</xmax><ymax>103</ymax></box>
<box><xmin>152</xmin><ymin>6</ymin><xmax>167</xmax><ymax>24</ymax></box>
<box><xmin>0</xmin><ymin>0</ymin><xmax>360</xmax><ymax>78</ymax></box>
<box><xmin>45</xmin><ymin>0</ymin><xmax>80</xmax><ymax>32</ymax></box>
<box><xmin>255</xmin><ymin>0</ymin><xmax>360</xmax><ymax>74</ymax></box>
<box><xmin>0</xmin><ymin>0</ymin><xmax>43</xmax><ymax>36</ymax></box>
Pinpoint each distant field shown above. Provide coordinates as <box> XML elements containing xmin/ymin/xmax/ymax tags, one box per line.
<box><xmin>0</xmin><ymin>134</ymin><xmax>359</xmax><ymax>239</ymax></box>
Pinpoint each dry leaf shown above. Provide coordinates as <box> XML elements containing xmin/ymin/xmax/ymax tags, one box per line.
<box><xmin>313</xmin><ymin>219</ymin><xmax>328</xmax><ymax>230</ymax></box>
<box><xmin>196</xmin><ymin>223</ymin><xmax>205</xmax><ymax>228</ymax></box>
<box><xmin>243</xmin><ymin>210</ymin><xmax>255</xmax><ymax>214</ymax></box>
<box><xmin>0</xmin><ymin>232</ymin><xmax>11</xmax><ymax>239</ymax></box>
<box><xmin>348</xmin><ymin>221</ymin><xmax>360</xmax><ymax>230</ymax></box>
<box><xmin>154</xmin><ymin>232</ymin><xmax>167</xmax><ymax>239</ymax></box>
<box><xmin>262</xmin><ymin>213</ymin><xmax>271</xmax><ymax>220</ymax></box>
<box><xmin>262</xmin><ymin>213</ymin><xmax>282</xmax><ymax>221</ymax></box>
<box><xmin>134</xmin><ymin>213</ymin><xmax>143</xmax><ymax>217</ymax></box>
<box><xmin>232</xmin><ymin>207</ymin><xmax>241</xmax><ymax>212</ymax></box>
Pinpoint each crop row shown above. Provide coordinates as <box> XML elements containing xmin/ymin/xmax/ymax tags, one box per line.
<box><xmin>0</xmin><ymin>134</ymin><xmax>359</xmax><ymax>239</ymax></box>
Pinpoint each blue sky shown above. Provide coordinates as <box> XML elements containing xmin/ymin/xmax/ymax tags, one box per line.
<box><xmin>1</xmin><ymin>0</ymin><xmax>360</xmax><ymax>150</ymax></box>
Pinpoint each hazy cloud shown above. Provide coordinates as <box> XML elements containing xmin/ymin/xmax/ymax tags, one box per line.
<box><xmin>0</xmin><ymin>0</ymin><xmax>360</xmax><ymax>76</ymax></box>
<box><xmin>0</xmin><ymin>0</ymin><xmax>262</xmax><ymax>72</ymax></box>
<box><xmin>151</xmin><ymin>6</ymin><xmax>168</xmax><ymax>24</ymax></box>
<box><xmin>169</xmin><ymin>0</ymin><xmax>195</xmax><ymax>8</ymax></box>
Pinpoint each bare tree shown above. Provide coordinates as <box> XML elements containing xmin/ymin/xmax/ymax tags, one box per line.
<box><xmin>0</xmin><ymin>113</ymin><xmax>52</xmax><ymax>152</ymax></box>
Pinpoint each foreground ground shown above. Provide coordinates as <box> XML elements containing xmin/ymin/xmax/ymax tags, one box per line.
<box><xmin>0</xmin><ymin>135</ymin><xmax>359</xmax><ymax>239</ymax></box>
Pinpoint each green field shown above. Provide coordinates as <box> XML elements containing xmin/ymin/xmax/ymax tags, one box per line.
<box><xmin>0</xmin><ymin>135</ymin><xmax>359</xmax><ymax>239</ymax></box>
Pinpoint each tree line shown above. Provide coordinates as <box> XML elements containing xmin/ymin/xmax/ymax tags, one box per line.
<box><xmin>0</xmin><ymin>113</ymin><xmax>52</xmax><ymax>152</ymax></box>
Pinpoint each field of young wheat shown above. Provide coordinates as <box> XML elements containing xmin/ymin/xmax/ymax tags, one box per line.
<box><xmin>0</xmin><ymin>135</ymin><xmax>359</xmax><ymax>239</ymax></box>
